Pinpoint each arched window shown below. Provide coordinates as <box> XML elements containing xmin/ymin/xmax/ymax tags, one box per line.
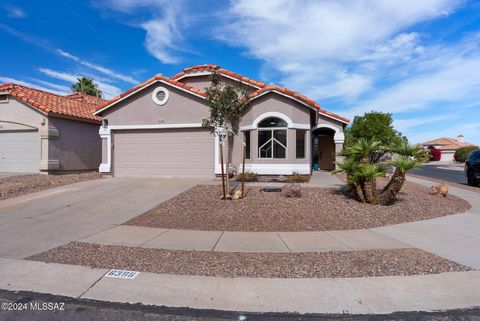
<box><xmin>258</xmin><ymin>117</ymin><xmax>287</xmax><ymax>158</ymax></box>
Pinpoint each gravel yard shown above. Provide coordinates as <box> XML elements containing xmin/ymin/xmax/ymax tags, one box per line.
<box><xmin>0</xmin><ymin>172</ymin><xmax>102</xmax><ymax>200</ymax></box>
<box><xmin>29</xmin><ymin>242</ymin><xmax>470</xmax><ymax>278</ymax></box>
<box><xmin>126</xmin><ymin>181</ymin><xmax>470</xmax><ymax>232</ymax></box>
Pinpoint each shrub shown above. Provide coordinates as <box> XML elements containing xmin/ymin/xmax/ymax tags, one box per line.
<box><xmin>428</xmin><ymin>146</ymin><xmax>441</xmax><ymax>161</ymax></box>
<box><xmin>454</xmin><ymin>146</ymin><xmax>480</xmax><ymax>163</ymax></box>
<box><xmin>237</xmin><ymin>172</ymin><xmax>258</xmax><ymax>182</ymax></box>
<box><xmin>288</xmin><ymin>172</ymin><xmax>310</xmax><ymax>183</ymax></box>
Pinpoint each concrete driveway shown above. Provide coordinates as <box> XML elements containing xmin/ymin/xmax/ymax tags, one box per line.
<box><xmin>0</xmin><ymin>177</ymin><xmax>201</xmax><ymax>258</ymax></box>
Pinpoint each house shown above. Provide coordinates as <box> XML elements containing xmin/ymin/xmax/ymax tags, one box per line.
<box><xmin>94</xmin><ymin>64</ymin><xmax>349</xmax><ymax>178</ymax></box>
<box><xmin>0</xmin><ymin>84</ymin><xmax>104</xmax><ymax>173</ymax></box>
<box><xmin>420</xmin><ymin>135</ymin><xmax>474</xmax><ymax>162</ymax></box>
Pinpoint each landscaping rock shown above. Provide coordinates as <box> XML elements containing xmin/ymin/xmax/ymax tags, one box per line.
<box><xmin>430</xmin><ymin>182</ymin><xmax>449</xmax><ymax>197</ymax></box>
<box><xmin>232</xmin><ymin>189</ymin><xmax>242</xmax><ymax>200</ymax></box>
<box><xmin>281</xmin><ymin>183</ymin><xmax>301</xmax><ymax>198</ymax></box>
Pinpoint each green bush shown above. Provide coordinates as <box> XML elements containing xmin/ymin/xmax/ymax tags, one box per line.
<box><xmin>237</xmin><ymin>172</ymin><xmax>258</xmax><ymax>182</ymax></box>
<box><xmin>454</xmin><ymin>146</ymin><xmax>480</xmax><ymax>163</ymax></box>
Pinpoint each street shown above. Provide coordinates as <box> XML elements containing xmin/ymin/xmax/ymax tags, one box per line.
<box><xmin>410</xmin><ymin>164</ymin><xmax>468</xmax><ymax>185</ymax></box>
<box><xmin>1</xmin><ymin>289</ymin><xmax>480</xmax><ymax>321</ymax></box>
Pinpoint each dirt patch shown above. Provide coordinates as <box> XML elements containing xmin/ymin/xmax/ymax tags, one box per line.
<box><xmin>126</xmin><ymin>181</ymin><xmax>470</xmax><ymax>232</ymax></box>
<box><xmin>0</xmin><ymin>172</ymin><xmax>103</xmax><ymax>200</ymax></box>
<box><xmin>29</xmin><ymin>242</ymin><xmax>470</xmax><ymax>278</ymax></box>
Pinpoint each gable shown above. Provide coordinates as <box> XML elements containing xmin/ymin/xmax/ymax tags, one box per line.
<box><xmin>101</xmin><ymin>81</ymin><xmax>209</xmax><ymax>126</ymax></box>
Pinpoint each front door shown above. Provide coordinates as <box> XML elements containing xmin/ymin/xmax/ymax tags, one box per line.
<box><xmin>317</xmin><ymin>135</ymin><xmax>335</xmax><ymax>170</ymax></box>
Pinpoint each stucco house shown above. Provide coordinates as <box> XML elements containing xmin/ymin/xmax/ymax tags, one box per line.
<box><xmin>94</xmin><ymin>64</ymin><xmax>349</xmax><ymax>178</ymax></box>
<box><xmin>420</xmin><ymin>135</ymin><xmax>475</xmax><ymax>162</ymax></box>
<box><xmin>0</xmin><ymin>83</ymin><xmax>103</xmax><ymax>173</ymax></box>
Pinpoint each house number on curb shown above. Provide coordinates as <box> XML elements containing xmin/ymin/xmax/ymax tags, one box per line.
<box><xmin>105</xmin><ymin>269</ymin><xmax>139</xmax><ymax>279</ymax></box>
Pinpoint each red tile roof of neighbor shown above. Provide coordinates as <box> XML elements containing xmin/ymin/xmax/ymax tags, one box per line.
<box><xmin>65</xmin><ymin>92</ymin><xmax>106</xmax><ymax>106</ymax></box>
<box><xmin>420</xmin><ymin>137</ymin><xmax>475</xmax><ymax>150</ymax></box>
<box><xmin>0</xmin><ymin>83</ymin><xmax>103</xmax><ymax>122</ymax></box>
<box><xmin>99</xmin><ymin>65</ymin><xmax>350</xmax><ymax>123</ymax></box>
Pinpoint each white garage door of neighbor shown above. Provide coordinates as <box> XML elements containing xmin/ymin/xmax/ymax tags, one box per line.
<box><xmin>113</xmin><ymin>129</ymin><xmax>215</xmax><ymax>178</ymax></box>
<box><xmin>0</xmin><ymin>131</ymin><xmax>39</xmax><ymax>172</ymax></box>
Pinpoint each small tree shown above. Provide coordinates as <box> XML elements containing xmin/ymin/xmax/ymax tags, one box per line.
<box><xmin>203</xmin><ymin>72</ymin><xmax>250</xmax><ymax>199</ymax></box>
<box><xmin>71</xmin><ymin>76</ymin><xmax>102</xmax><ymax>97</ymax></box>
<box><xmin>336</xmin><ymin>139</ymin><xmax>428</xmax><ymax>205</ymax></box>
<box><xmin>344</xmin><ymin>111</ymin><xmax>405</xmax><ymax>162</ymax></box>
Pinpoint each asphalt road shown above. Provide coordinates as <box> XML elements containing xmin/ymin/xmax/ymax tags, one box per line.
<box><xmin>410</xmin><ymin>164</ymin><xmax>467</xmax><ymax>185</ymax></box>
<box><xmin>1</xmin><ymin>290</ymin><xmax>480</xmax><ymax>321</ymax></box>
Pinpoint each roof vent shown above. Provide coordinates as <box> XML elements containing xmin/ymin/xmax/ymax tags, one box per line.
<box><xmin>152</xmin><ymin>86</ymin><xmax>169</xmax><ymax>106</ymax></box>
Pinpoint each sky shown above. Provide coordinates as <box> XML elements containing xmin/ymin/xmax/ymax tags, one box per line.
<box><xmin>1</xmin><ymin>0</ymin><xmax>480</xmax><ymax>145</ymax></box>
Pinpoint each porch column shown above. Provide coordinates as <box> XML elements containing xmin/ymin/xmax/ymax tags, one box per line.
<box><xmin>334</xmin><ymin>132</ymin><xmax>345</xmax><ymax>169</ymax></box>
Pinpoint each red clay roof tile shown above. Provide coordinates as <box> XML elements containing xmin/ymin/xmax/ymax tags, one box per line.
<box><xmin>0</xmin><ymin>83</ymin><xmax>103</xmax><ymax>122</ymax></box>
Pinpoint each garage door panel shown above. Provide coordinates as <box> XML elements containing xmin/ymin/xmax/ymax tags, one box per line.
<box><xmin>113</xmin><ymin>129</ymin><xmax>214</xmax><ymax>178</ymax></box>
<box><xmin>0</xmin><ymin>131</ymin><xmax>39</xmax><ymax>172</ymax></box>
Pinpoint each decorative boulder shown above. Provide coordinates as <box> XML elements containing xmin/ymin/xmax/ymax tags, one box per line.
<box><xmin>232</xmin><ymin>189</ymin><xmax>243</xmax><ymax>200</ymax></box>
<box><xmin>281</xmin><ymin>183</ymin><xmax>301</xmax><ymax>198</ymax></box>
<box><xmin>429</xmin><ymin>182</ymin><xmax>448</xmax><ymax>197</ymax></box>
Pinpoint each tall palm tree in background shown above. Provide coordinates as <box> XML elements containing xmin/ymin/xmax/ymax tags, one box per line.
<box><xmin>71</xmin><ymin>77</ymin><xmax>102</xmax><ymax>97</ymax></box>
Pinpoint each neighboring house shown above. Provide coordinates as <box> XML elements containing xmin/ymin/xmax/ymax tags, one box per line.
<box><xmin>0</xmin><ymin>84</ymin><xmax>104</xmax><ymax>173</ymax></box>
<box><xmin>94</xmin><ymin>64</ymin><xmax>349</xmax><ymax>178</ymax></box>
<box><xmin>421</xmin><ymin>135</ymin><xmax>474</xmax><ymax>162</ymax></box>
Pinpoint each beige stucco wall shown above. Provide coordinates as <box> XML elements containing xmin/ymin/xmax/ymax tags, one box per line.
<box><xmin>0</xmin><ymin>98</ymin><xmax>46</xmax><ymax>131</ymax></box>
<box><xmin>101</xmin><ymin>82</ymin><xmax>209</xmax><ymax>126</ymax></box>
<box><xmin>48</xmin><ymin>117</ymin><xmax>101</xmax><ymax>171</ymax></box>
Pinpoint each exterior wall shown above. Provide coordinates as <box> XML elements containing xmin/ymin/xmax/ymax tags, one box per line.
<box><xmin>48</xmin><ymin>117</ymin><xmax>101</xmax><ymax>171</ymax></box>
<box><xmin>178</xmin><ymin>74</ymin><xmax>258</xmax><ymax>93</ymax></box>
<box><xmin>102</xmin><ymin>82</ymin><xmax>208</xmax><ymax>126</ymax></box>
<box><xmin>0</xmin><ymin>97</ymin><xmax>48</xmax><ymax>172</ymax></box>
<box><xmin>231</xmin><ymin>93</ymin><xmax>312</xmax><ymax>174</ymax></box>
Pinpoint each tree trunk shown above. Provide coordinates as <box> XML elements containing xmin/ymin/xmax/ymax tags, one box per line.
<box><xmin>354</xmin><ymin>183</ymin><xmax>366</xmax><ymax>203</ymax></box>
<box><xmin>377</xmin><ymin>168</ymin><xmax>405</xmax><ymax>205</ymax></box>
<box><xmin>363</xmin><ymin>178</ymin><xmax>378</xmax><ymax>204</ymax></box>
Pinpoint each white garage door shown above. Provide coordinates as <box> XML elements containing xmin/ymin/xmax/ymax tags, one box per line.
<box><xmin>0</xmin><ymin>131</ymin><xmax>39</xmax><ymax>172</ymax></box>
<box><xmin>113</xmin><ymin>128</ymin><xmax>214</xmax><ymax>178</ymax></box>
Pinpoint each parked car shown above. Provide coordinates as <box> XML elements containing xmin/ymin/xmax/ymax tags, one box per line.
<box><xmin>465</xmin><ymin>150</ymin><xmax>480</xmax><ymax>186</ymax></box>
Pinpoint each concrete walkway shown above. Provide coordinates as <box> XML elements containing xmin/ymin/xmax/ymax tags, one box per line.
<box><xmin>1</xmin><ymin>256</ymin><xmax>479</xmax><ymax>314</ymax></box>
<box><xmin>80</xmin><ymin>226</ymin><xmax>408</xmax><ymax>253</ymax></box>
<box><xmin>308</xmin><ymin>170</ymin><xmax>344</xmax><ymax>187</ymax></box>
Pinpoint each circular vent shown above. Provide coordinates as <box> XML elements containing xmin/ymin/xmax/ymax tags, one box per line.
<box><xmin>152</xmin><ymin>86</ymin><xmax>169</xmax><ymax>105</ymax></box>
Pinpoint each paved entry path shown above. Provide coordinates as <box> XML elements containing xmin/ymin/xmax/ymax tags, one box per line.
<box><xmin>0</xmin><ymin>177</ymin><xmax>202</xmax><ymax>258</ymax></box>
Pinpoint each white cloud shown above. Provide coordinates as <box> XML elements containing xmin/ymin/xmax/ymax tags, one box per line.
<box><xmin>93</xmin><ymin>0</ymin><xmax>187</xmax><ymax>64</ymax></box>
<box><xmin>0</xmin><ymin>76</ymin><xmax>68</xmax><ymax>95</ymax></box>
<box><xmin>56</xmin><ymin>49</ymin><xmax>138</xmax><ymax>84</ymax></box>
<box><xmin>4</xmin><ymin>5</ymin><xmax>26</xmax><ymax>18</ymax></box>
<box><xmin>220</xmin><ymin>0</ymin><xmax>460</xmax><ymax>101</ymax></box>
<box><xmin>38</xmin><ymin>68</ymin><xmax>122</xmax><ymax>98</ymax></box>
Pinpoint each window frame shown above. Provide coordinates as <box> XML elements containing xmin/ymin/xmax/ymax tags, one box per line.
<box><xmin>295</xmin><ymin>129</ymin><xmax>306</xmax><ymax>159</ymax></box>
<box><xmin>257</xmin><ymin>118</ymin><xmax>288</xmax><ymax>159</ymax></box>
<box><xmin>243</xmin><ymin>130</ymin><xmax>251</xmax><ymax>159</ymax></box>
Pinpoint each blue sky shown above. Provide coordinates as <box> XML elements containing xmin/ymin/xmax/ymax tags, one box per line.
<box><xmin>1</xmin><ymin>0</ymin><xmax>480</xmax><ymax>145</ymax></box>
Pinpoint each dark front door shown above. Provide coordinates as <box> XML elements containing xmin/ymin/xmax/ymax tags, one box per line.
<box><xmin>318</xmin><ymin>135</ymin><xmax>335</xmax><ymax>170</ymax></box>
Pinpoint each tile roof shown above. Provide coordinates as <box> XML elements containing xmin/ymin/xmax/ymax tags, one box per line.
<box><xmin>97</xmin><ymin>65</ymin><xmax>350</xmax><ymax>123</ymax></box>
<box><xmin>0</xmin><ymin>83</ymin><xmax>102</xmax><ymax>122</ymax></box>
<box><xmin>95</xmin><ymin>74</ymin><xmax>206</xmax><ymax>113</ymax></box>
<box><xmin>172</xmin><ymin>64</ymin><xmax>266</xmax><ymax>89</ymax></box>
<box><xmin>66</xmin><ymin>92</ymin><xmax>106</xmax><ymax>106</ymax></box>
<box><xmin>420</xmin><ymin>137</ymin><xmax>474</xmax><ymax>150</ymax></box>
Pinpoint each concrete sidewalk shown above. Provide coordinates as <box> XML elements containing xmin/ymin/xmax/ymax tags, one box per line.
<box><xmin>80</xmin><ymin>226</ymin><xmax>408</xmax><ymax>253</ymax></box>
<box><xmin>1</xmin><ymin>257</ymin><xmax>479</xmax><ymax>314</ymax></box>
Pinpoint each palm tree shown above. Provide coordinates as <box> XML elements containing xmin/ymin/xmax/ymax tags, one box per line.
<box><xmin>335</xmin><ymin>139</ymin><xmax>427</xmax><ymax>205</ymax></box>
<box><xmin>71</xmin><ymin>77</ymin><xmax>102</xmax><ymax>97</ymax></box>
